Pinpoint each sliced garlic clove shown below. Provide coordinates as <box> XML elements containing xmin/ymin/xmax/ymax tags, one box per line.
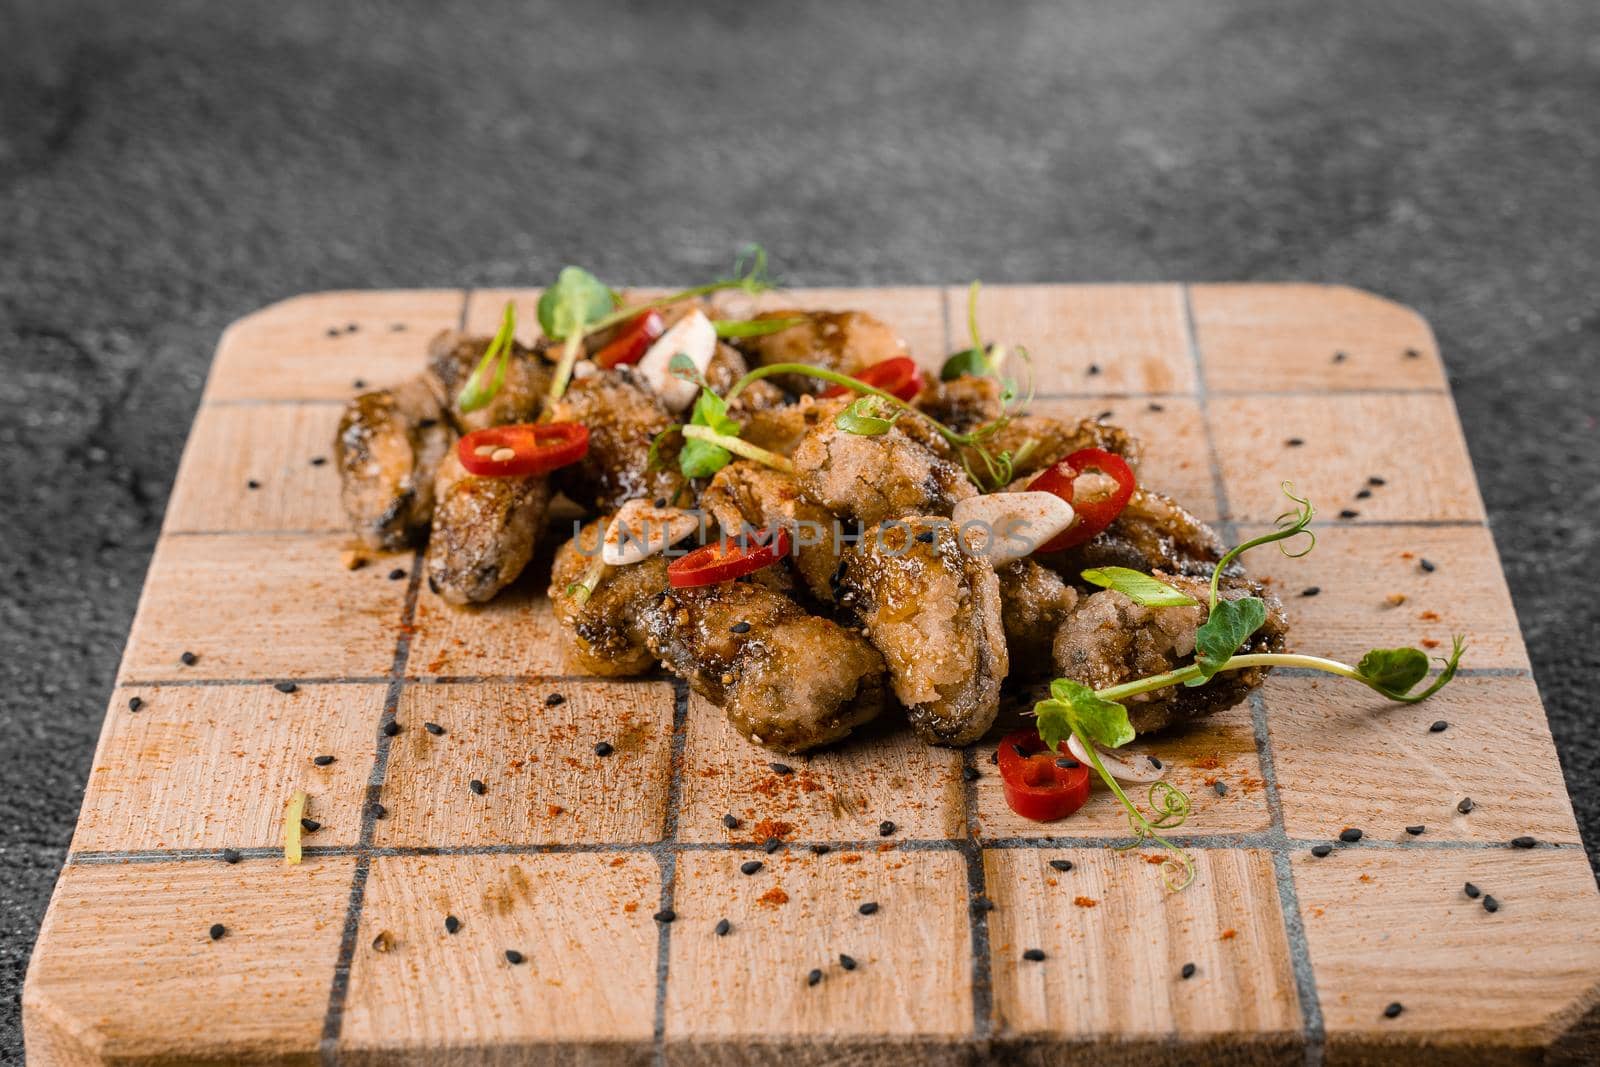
<box><xmin>951</xmin><ymin>491</ymin><xmax>1075</xmax><ymax>564</ymax></box>
<box><xmin>636</xmin><ymin>308</ymin><xmax>716</xmax><ymax>412</ymax></box>
<box><xmin>571</xmin><ymin>359</ymin><xmax>599</xmax><ymax>381</ymax></box>
<box><xmin>602</xmin><ymin>499</ymin><xmax>702</xmax><ymax>566</ymax></box>
<box><xmin>1066</xmin><ymin>733</ymin><xmax>1169</xmax><ymax>783</ymax></box>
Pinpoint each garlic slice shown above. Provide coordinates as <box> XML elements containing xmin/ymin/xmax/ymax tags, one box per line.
<box><xmin>951</xmin><ymin>491</ymin><xmax>1075</xmax><ymax>564</ymax></box>
<box><xmin>1066</xmin><ymin>733</ymin><xmax>1168</xmax><ymax>783</ymax></box>
<box><xmin>636</xmin><ymin>308</ymin><xmax>716</xmax><ymax>412</ymax></box>
<box><xmin>602</xmin><ymin>499</ymin><xmax>702</xmax><ymax>566</ymax></box>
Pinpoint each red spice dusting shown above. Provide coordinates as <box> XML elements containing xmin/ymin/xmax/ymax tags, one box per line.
<box><xmin>1220</xmin><ymin>928</ymin><xmax>1237</xmax><ymax>940</ymax></box>
<box><xmin>1144</xmin><ymin>854</ymin><xmax>1166</xmax><ymax>865</ymax></box>
<box><xmin>624</xmin><ymin>902</ymin><xmax>638</xmax><ymax>913</ymax></box>
<box><xmin>1045</xmin><ymin>877</ymin><xmax>1058</xmax><ymax>887</ymax></box>
<box><xmin>547</xmin><ymin>804</ymin><xmax>564</xmax><ymax>817</ymax></box>
<box><xmin>1400</xmin><ymin>551</ymin><xmax>1415</xmax><ymax>559</ymax></box>
<box><xmin>876</xmin><ymin>842</ymin><xmax>895</xmax><ymax>853</ymax></box>
<box><xmin>1418</xmin><ymin>610</ymin><xmax>1440</xmax><ymax>621</ymax></box>
<box><xmin>1073</xmin><ymin>896</ymin><xmax>1097</xmax><ymax>908</ymax></box>
<box><xmin>751</xmin><ymin>818</ymin><xmax>794</xmax><ymax>842</ymax></box>
<box><xmin>610</xmin><ymin>857</ymin><xmax>626</xmax><ymax>867</ymax></box>
<box><xmin>1421</xmin><ymin>638</ymin><xmax>1441</xmax><ymax>649</ymax></box>
<box><xmin>840</xmin><ymin>854</ymin><xmax>862</xmax><ymax>864</ymax></box>
<box><xmin>1192</xmin><ymin>755</ymin><xmax>1222</xmax><ymax>770</ymax></box>
<box><xmin>1359</xmin><ymin>874</ymin><xmax>1373</xmax><ymax>883</ymax></box>
<box><xmin>757</xmin><ymin>886</ymin><xmax>789</xmax><ymax>908</ymax></box>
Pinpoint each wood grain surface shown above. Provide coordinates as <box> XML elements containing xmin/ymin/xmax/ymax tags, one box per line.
<box><xmin>24</xmin><ymin>285</ymin><xmax>1600</xmax><ymax>1065</ymax></box>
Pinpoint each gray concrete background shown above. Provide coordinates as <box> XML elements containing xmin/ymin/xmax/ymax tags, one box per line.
<box><xmin>2</xmin><ymin>0</ymin><xmax>1597</xmax><ymax>1057</ymax></box>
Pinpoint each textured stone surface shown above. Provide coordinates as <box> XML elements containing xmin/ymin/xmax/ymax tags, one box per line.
<box><xmin>1</xmin><ymin>0</ymin><xmax>1596</xmax><ymax>1058</ymax></box>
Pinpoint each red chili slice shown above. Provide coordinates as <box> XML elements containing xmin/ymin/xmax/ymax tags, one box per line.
<box><xmin>820</xmin><ymin>357</ymin><xmax>924</xmax><ymax>403</ymax></box>
<box><xmin>457</xmin><ymin>422</ymin><xmax>589</xmax><ymax>478</ymax></box>
<box><xmin>592</xmin><ymin>309</ymin><xmax>666</xmax><ymax>369</ymax></box>
<box><xmin>997</xmin><ymin>730</ymin><xmax>1091</xmax><ymax>821</ymax></box>
<box><xmin>1029</xmin><ymin>447</ymin><xmax>1137</xmax><ymax>553</ymax></box>
<box><xmin>667</xmin><ymin>527</ymin><xmax>791</xmax><ymax>588</ymax></box>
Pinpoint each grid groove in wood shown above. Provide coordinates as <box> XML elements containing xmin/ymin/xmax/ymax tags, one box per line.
<box><xmin>25</xmin><ymin>285</ymin><xmax>1599</xmax><ymax>1067</ymax></box>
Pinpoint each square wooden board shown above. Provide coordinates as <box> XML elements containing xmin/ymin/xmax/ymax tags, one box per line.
<box><xmin>25</xmin><ymin>285</ymin><xmax>1599</xmax><ymax>1066</ymax></box>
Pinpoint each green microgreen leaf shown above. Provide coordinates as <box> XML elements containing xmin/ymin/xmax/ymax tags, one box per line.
<box><xmin>713</xmin><ymin>316</ymin><xmax>808</xmax><ymax>339</ymax></box>
<box><xmin>1187</xmin><ymin>596</ymin><xmax>1268</xmax><ymax>687</ymax></box>
<box><xmin>679</xmin><ymin>389</ymin><xmax>740</xmax><ymax>479</ymax></box>
<box><xmin>646</xmin><ymin>425</ymin><xmax>681</xmax><ymax>473</ymax></box>
<box><xmin>939</xmin><ymin>280</ymin><xmax>999</xmax><ymax>381</ymax></box>
<box><xmin>457</xmin><ymin>300</ymin><xmax>517</xmax><ymax>413</ymax></box>
<box><xmin>1041</xmin><ymin>678</ymin><xmax>1136</xmax><ymax>749</ymax></box>
<box><xmin>835</xmin><ymin>394</ymin><xmax>902</xmax><ymax>436</ymax></box>
<box><xmin>1080</xmin><ymin>567</ymin><xmax>1199</xmax><ymax>607</ymax></box>
<box><xmin>537</xmin><ymin>266</ymin><xmax>615</xmax><ymax>341</ymax></box>
<box><xmin>1357</xmin><ymin>635</ymin><xmax>1466</xmax><ymax>702</ymax></box>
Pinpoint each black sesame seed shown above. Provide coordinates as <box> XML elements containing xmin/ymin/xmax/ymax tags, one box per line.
<box><xmin>741</xmin><ymin>860</ymin><xmax>764</xmax><ymax>876</ymax></box>
<box><xmin>810</xmin><ymin>844</ymin><xmax>831</xmax><ymax>855</ymax></box>
<box><xmin>1338</xmin><ymin>509</ymin><xmax>1359</xmax><ymax>519</ymax></box>
<box><xmin>1022</xmin><ymin>948</ymin><xmax>1046</xmax><ymax>962</ymax></box>
<box><xmin>859</xmin><ymin>901</ymin><xmax>879</xmax><ymax>916</ymax></box>
<box><xmin>1368</xmin><ymin>476</ymin><xmax>1387</xmax><ymax>486</ymax></box>
<box><xmin>1181</xmin><ymin>962</ymin><xmax>1197</xmax><ymax>979</ymax></box>
<box><xmin>313</xmin><ymin>755</ymin><xmax>335</xmax><ymax>767</ymax></box>
<box><xmin>383</xmin><ymin>720</ymin><xmax>400</xmax><ymax>737</ymax></box>
<box><xmin>1086</xmin><ymin>363</ymin><xmax>1101</xmax><ymax>376</ymax></box>
<box><xmin>962</xmin><ymin>765</ymin><xmax>980</xmax><ymax>782</ymax></box>
<box><xmin>654</xmin><ymin>497</ymin><xmax>668</xmax><ymax>509</ymax></box>
<box><xmin>274</xmin><ymin>681</ymin><xmax>298</xmax><ymax>694</ymax></box>
<box><xmin>763</xmin><ymin>837</ymin><xmax>782</xmax><ymax>854</ymax></box>
<box><xmin>505</xmin><ymin>949</ymin><xmax>525</xmax><ymax>964</ymax></box>
<box><xmin>714</xmin><ymin>918</ymin><xmax>731</xmax><ymax>936</ymax></box>
<box><xmin>1384</xmin><ymin>1002</ymin><xmax>1403</xmax><ymax>1019</ymax></box>
<box><xmin>730</xmin><ymin>621</ymin><xmax>752</xmax><ymax>634</ymax></box>
<box><xmin>180</xmin><ymin>651</ymin><xmax>199</xmax><ymax>666</ymax></box>
<box><xmin>1420</xmin><ymin>558</ymin><xmax>1436</xmax><ymax>573</ymax></box>
<box><xmin>1404</xmin><ymin>348</ymin><xmax>1420</xmax><ymax>359</ymax></box>
<box><xmin>1457</xmin><ymin>797</ymin><xmax>1475</xmax><ymax>814</ymax></box>
<box><xmin>1333</xmin><ymin>351</ymin><xmax>1348</xmax><ymax>363</ymax></box>
<box><xmin>344</xmin><ymin>323</ymin><xmax>358</xmax><ymax>333</ymax></box>
<box><xmin>1510</xmin><ymin>836</ymin><xmax>1538</xmax><ymax>849</ymax></box>
<box><xmin>1048</xmin><ymin>859</ymin><xmax>1073</xmax><ymax>873</ymax></box>
<box><xmin>1147</xmin><ymin>402</ymin><xmax>1165</xmax><ymax>412</ymax></box>
<box><xmin>1148</xmin><ymin>756</ymin><xmax>1162</xmax><ymax>770</ymax></box>
<box><xmin>1011</xmin><ymin>742</ymin><xmax>1028</xmax><ymax>758</ymax></box>
<box><xmin>840</xmin><ymin>953</ymin><xmax>857</xmax><ymax>971</ymax></box>
<box><xmin>371</xmin><ymin>802</ymin><xmax>387</xmax><ymax>819</ymax></box>
<box><xmin>469</xmin><ymin>779</ymin><xmax>486</xmax><ymax>796</ymax></box>
<box><xmin>654</xmin><ymin>909</ymin><xmax>675</xmax><ymax>924</ymax></box>
<box><xmin>545</xmin><ymin>693</ymin><xmax>565</xmax><ymax>707</ymax></box>
<box><xmin>1096</xmin><ymin>409</ymin><xmax>1114</xmax><ymax>421</ymax></box>
<box><xmin>1463</xmin><ymin>882</ymin><xmax>1480</xmax><ymax>899</ymax></box>
<box><xmin>1286</xmin><ymin>437</ymin><xmax>1305</xmax><ymax>447</ymax></box>
<box><xmin>246</xmin><ymin>479</ymin><xmax>261</xmax><ymax>489</ymax></box>
<box><xmin>1355</xmin><ymin>488</ymin><xmax>1372</xmax><ymax>499</ymax></box>
<box><xmin>1301</xmin><ymin>586</ymin><xmax>1321</xmax><ymax>598</ymax></box>
<box><xmin>878</xmin><ymin>820</ymin><xmax>896</xmax><ymax>837</ymax></box>
<box><xmin>222</xmin><ymin>848</ymin><xmax>241</xmax><ymax>864</ymax></box>
<box><xmin>388</xmin><ymin>568</ymin><xmax>407</xmax><ymax>580</ymax></box>
<box><xmin>770</xmin><ymin>762</ymin><xmax>793</xmax><ymax>776</ymax></box>
<box><xmin>1311</xmin><ymin>844</ymin><xmax>1333</xmax><ymax>858</ymax></box>
<box><xmin>1406</xmin><ymin>825</ymin><xmax>1425</xmax><ymax>835</ymax></box>
<box><xmin>989</xmin><ymin>750</ymin><xmax>999</xmax><ymax>765</ymax></box>
<box><xmin>128</xmin><ymin>696</ymin><xmax>144</xmax><ymax>712</ymax></box>
<box><xmin>1483</xmin><ymin>895</ymin><xmax>1500</xmax><ymax>913</ymax></box>
<box><xmin>353</xmin><ymin>379</ymin><xmax>367</xmax><ymax>388</ymax></box>
<box><xmin>594</xmin><ymin>741</ymin><xmax>614</xmax><ymax>757</ymax></box>
<box><xmin>722</xmin><ymin>814</ymin><xmax>740</xmax><ymax>830</ymax></box>
<box><xmin>1340</xmin><ymin>828</ymin><xmax>1363</xmax><ymax>843</ymax></box>
<box><xmin>326</xmin><ymin>327</ymin><xmax>340</xmax><ymax>337</ymax></box>
<box><xmin>1054</xmin><ymin>758</ymin><xmax>1080</xmax><ymax>770</ymax></box>
<box><xmin>1213</xmin><ymin>781</ymin><xmax>1229</xmax><ymax>796</ymax></box>
<box><xmin>1429</xmin><ymin>721</ymin><xmax>1449</xmax><ymax>733</ymax></box>
<box><xmin>445</xmin><ymin>915</ymin><xmax>460</xmax><ymax>934</ymax></box>
<box><xmin>209</xmin><ymin>923</ymin><xmax>226</xmax><ymax>940</ymax></box>
<box><xmin>807</xmin><ymin>968</ymin><xmax>823</xmax><ymax>986</ymax></box>
<box><xmin>300</xmin><ymin>818</ymin><xmax>321</xmax><ymax>833</ymax></box>
<box><xmin>424</xmin><ymin>722</ymin><xmax>445</xmax><ymax>736</ymax></box>
<box><xmin>971</xmin><ymin>897</ymin><xmax>995</xmax><ymax>913</ymax></box>
<box><xmin>311</xmin><ymin>456</ymin><xmax>328</xmax><ymax>466</ymax></box>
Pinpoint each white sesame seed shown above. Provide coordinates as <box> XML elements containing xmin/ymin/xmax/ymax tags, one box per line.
<box><xmin>490</xmin><ymin>447</ymin><xmax>516</xmax><ymax>462</ymax></box>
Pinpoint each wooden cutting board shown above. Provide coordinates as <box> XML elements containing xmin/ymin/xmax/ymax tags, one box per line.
<box><xmin>24</xmin><ymin>285</ymin><xmax>1600</xmax><ymax>1066</ymax></box>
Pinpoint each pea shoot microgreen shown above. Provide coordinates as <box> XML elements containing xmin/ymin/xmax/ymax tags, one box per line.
<box><xmin>1043</xmin><ymin>484</ymin><xmax>1465</xmax><ymax>891</ymax></box>
<box><xmin>835</xmin><ymin>394</ymin><xmax>902</xmax><ymax>436</ymax></box>
<box><xmin>713</xmin><ymin>315</ymin><xmax>808</xmax><ymax>339</ymax></box>
<box><xmin>940</xmin><ymin>280</ymin><xmax>1004</xmax><ymax>380</ymax></box>
<box><xmin>457</xmin><ymin>300</ymin><xmax>519</xmax><ymax>414</ymax></box>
